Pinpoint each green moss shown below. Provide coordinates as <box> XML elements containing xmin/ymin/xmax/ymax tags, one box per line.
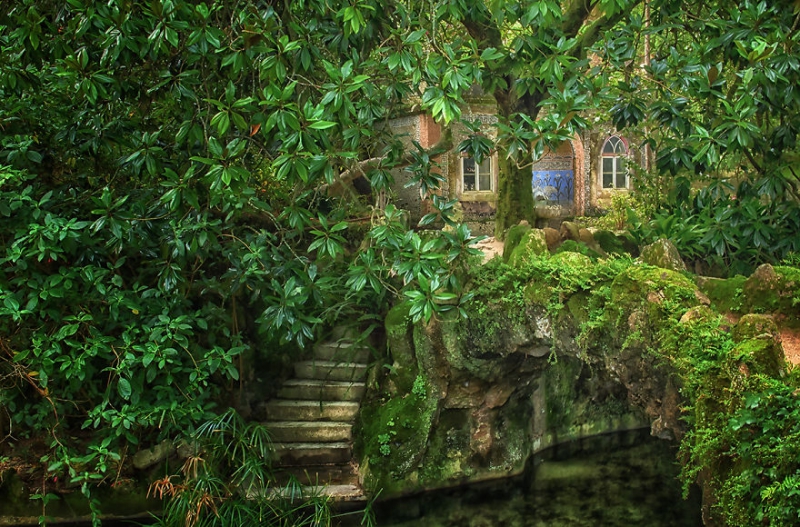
<box><xmin>730</xmin><ymin>338</ymin><xmax>784</xmax><ymax>378</ymax></box>
<box><xmin>492</xmin><ymin>396</ymin><xmax>532</xmax><ymax>470</ymax></box>
<box><xmin>729</xmin><ymin>314</ymin><xmax>784</xmax><ymax>377</ymax></box>
<box><xmin>357</xmin><ymin>387</ymin><xmax>438</xmax><ymax>495</ymax></box>
<box><xmin>549</xmin><ymin>249</ymin><xmax>593</xmax><ymax>267</ymax></box>
<box><xmin>385</xmin><ymin>302</ymin><xmax>412</xmax><ymax>334</ymax></box>
<box><xmin>740</xmin><ymin>265</ymin><xmax>800</xmax><ymax>319</ymax></box>
<box><xmin>418</xmin><ymin>409</ymin><xmax>473</xmax><ymax>484</ymax></box>
<box><xmin>503</xmin><ymin>224</ymin><xmax>531</xmax><ymax>262</ymax></box>
<box><xmin>565</xmin><ymin>292</ymin><xmax>591</xmax><ymax>325</ymax></box>
<box><xmin>508</xmin><ymin>229</ymin><xmax>548</xmax><ymax>267</ymax></box>
<box><xmin>611</xmin><ymin>266</ymin><xmax>698</xmax><ymax>314</ymax></box>
<box><xmin>696</xmin><ymin>275</ymin><xmax>747</xmax><ymax>314</ymax></box>
<box><xmin>543</xmin><ymin>357</ymin><xmax>581</xmax><ymax>432</ymax></box>
<box><xmin>523</xmin><ymin>282</ymin><xmax>551</xmax><ymax>306</ymax></box>
<box><xmin>732</xmin><ymin>313</ymin><xmax>779</xmax><ymax>342</ymax></box>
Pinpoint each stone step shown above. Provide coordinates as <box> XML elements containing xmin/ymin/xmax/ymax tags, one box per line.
<box><xmin>266</xmin><ymin>484</ymin><xmax>365</xmax><ymax>502</ymax></box>
<box><xmin>331</xmin><ymin>326</ymin><xmax>358</xmax><ymax>341</ymax></box>
<box><xmin>273</xmin><ymin>442</ymin><xmax>352</xmax><ymax>465</ymax></box>
<box><xmin>274</xmin><ymin>464</ymin><xmax>358</xmax><ymax>487</ymax></box>
<box><xmin>278</xmin><ymin>379</ymin><xmax>366</xmax><ymax>401</ymax></box>
<box><xmin>294</xmin><ymin>360</ymin><xmax>368</xmax><ymax>382</ymax></box>
<box><xmin>266</xmin><ymin>421</ymin><xmax>352</xmax><ymax>442</ymax></box>
<box><xmin>264</xmin><ymin>400</ymin><xmax>360</xmax><ymax>422</ymax></box>
<box><xmin>313</xmin><ymin>341</ymin><xmax>372</xmax><ymax>363</ymax></box>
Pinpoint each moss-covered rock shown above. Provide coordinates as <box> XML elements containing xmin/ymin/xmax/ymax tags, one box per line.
<box><xmin>730</xmin><ymin>314</ymin><xmax>785</xmax><ymax>377</ymax></box>
<box><xmin>554</xmin><ymin>240</ymin><xmax>602</xmax><ymax>260</ymax></box>
<box><xmin>741</xmin><ymin>264</ymin><xmax>800</xmax><ymax>319</ymax></box>
<box><xmin>560</xmin><ymin>221</ymin><xmax>581</xmax><ymax>242</ymax></box>
<box><xmin>695</xmin><ymin>275</ymin><xmax>747</xmax><ymax>314</ymax></box>
<box><xmin>385</xmin><ymin>302</ymin><xmax>416</xmax><ymax>393</ymax></box>
<box><xmin>502</xmin><ymin>223</ymin><xmax>531</xmax><ymax>261</ymax></box>
<box><xmin>542</xmin><ymin>226</ymin><xmax>561</xmax><ymax>251</ymax></box>
<box><xmin>358</xmin><ymin>385</ymin><xmax>439</xmax><ymax>495</ymax></box>
<box><xmin>549</xmin><ymin>250</ymin><xmax>593</xmax><ymax>268</ymax></box>
<box><xmin>639</xmin><ymin>238</ymin><xmax>687</xmax><ymax>272</ymax></box>
<box><xmin>507</xmin><ymin>229</ymin><xmax>548</xmax><ymax>267</ymax></box>
<box><xmin>679</xmin><ymin>305</ymin><xmax>716</xmax><ymax>324</ymax></box>
<box><xmin>700</xmin><ymin>265</ymin><xmax>800</xmax><ymax>322</ymax></box>
<box><xmin>610</xmin><ymin>265</ymin><xmax>699</xmax><ymax>334</ymax></box>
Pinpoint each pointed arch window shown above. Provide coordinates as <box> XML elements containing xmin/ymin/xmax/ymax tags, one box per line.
<box><xmin>601</xmin><ymin>135</ymin><xmax>629</xmax><ymax>189</ymax></box>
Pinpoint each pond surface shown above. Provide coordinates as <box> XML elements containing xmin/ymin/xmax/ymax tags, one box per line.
<box><xmin>374</xmin><ymin>432</ymin><xmax>702</xmax><ymax>527</ymax></box>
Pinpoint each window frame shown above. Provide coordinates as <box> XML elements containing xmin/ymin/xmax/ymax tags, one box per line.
<box><xmin>600</xmin><ymin>135</ymin><xmax>630</xmax><ymax>190</ymax></box>
<box><xmin>460</xmin><ymin>153</ymin><xmax>494</xmax><ymax>193</ymax></box>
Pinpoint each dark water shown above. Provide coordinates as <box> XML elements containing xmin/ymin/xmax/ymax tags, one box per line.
<box><xmin>374</xmin><ymin>432</ymin><xmax>702</xmax><ymax>527</ymax></box>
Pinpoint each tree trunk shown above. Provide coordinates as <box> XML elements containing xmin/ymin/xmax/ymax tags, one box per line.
<box><xmin>494</xmin><ymin>154</ymin><xmax>536</xmax><ymax>238</ymax></box>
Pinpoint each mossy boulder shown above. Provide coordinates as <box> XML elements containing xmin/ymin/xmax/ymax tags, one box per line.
<box><xmin>559</xmin><ymin>221</ymin><xmax>581</xmax><ymax>241</ymax></box>
<box><xmin>695</xmin><ymin>275</ymin><xmax>747</xmax><ymax>314</ymax></box>
<box><xmin>679</xmin><ymin>305</ymin><xmax>716</xmax><ymax>325</ymax></box>
<box><xmin>358</xmin><ymin>385</ymin><xmax>439</xmax><ymax>495</ymax></box>
<box><xmin>697</xmin><ymin>265</ymin><xmax>800</xmax><ymax>322</ymax></box>
<box><xmin>611</xmin><ymin>265</ymin><xmax>698</xmax><ymax>313</ymax></box>
<box><xmin>729</xmin><ymin>314</ymin><xmax>785</xmax><ymax>378</ymax></box>
<box><xmin>542</xmin><ymin>226</ymin><xmax>561</xmax><ymax>251</ymax></box>
<box><xmin>639</xmin><ymin>238</ymin><xmax>686</xmax><ymax>272</ymax></box>
<box><xmin>610</xmin><ymin>265</ymin><xmax>699</xmax><ymax>342</ymax></box>
<box><xmin>549</xmin><ymin>250</ymin><xmax>593</xmax><ymax>269</ymax></box>
<box><xmin>507</xmin><ymin>229</ymin><xmax>548</xmax><ymax>267</ymax></box>
<box><xmin>554</xmin><ymin>239</ymin><xmax>602</xmax><ymax>260</ymax></box>
<box><xmin>502</xmin><ymin>223</ymin><xmax>531</xmax><ymax>260</ymax></box>
<box><xmin>741</xmin><ymin>264</ymin><xmax>800</xmax><ymax>319</ymax></box>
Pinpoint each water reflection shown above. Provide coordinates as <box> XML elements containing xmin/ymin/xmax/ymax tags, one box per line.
<box><xmin>376</xmin><ymin>433</ymin><xmax>701</xmax><ymax>526</ymax></box>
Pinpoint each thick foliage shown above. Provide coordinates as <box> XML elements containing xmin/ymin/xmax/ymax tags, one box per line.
<box><xmin>0</xmin><ymin>0</ymin><xmax>482</xmax><ymax>512</ymax></box>
<box><xmin>629</xmin><ymin>179</ymin><xmax>800</xmax><ymax>275</ymax></box>
<box><xmin>151</xmin><ymin>409</ymin><xmax>375</xmax><ymax>527</ymax></box>
<box><xmin>665</xmin><ymin>317</ymin><xmax>800</xmax><ymax>527</ymax></box>
<box><xmin>606</xmin><ymin>0</ymin><xmax>800</xmax><ymax>273</ymax></box>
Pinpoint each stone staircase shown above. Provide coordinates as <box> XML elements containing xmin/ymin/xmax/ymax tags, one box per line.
<box><xmin>264</xmin><ymin>334</ymin><xmax>371</xmax><ymax>501</ymax></box>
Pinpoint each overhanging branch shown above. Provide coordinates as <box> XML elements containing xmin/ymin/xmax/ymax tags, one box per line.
<box><xmin>319</xmin><ymin>127</ymin><xmax>453</xmax><ymax>195</ymax></box>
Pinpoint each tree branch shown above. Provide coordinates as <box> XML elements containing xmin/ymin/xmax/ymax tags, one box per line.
<box><xmin>319</xmin><ymin>127</ymin><xmax>453</xmax><ymax>195</ymax></box>
<box><xmin>569</xmin><ymin>1</ymin><xmax>645</xmax><ymax>60</ymax></box>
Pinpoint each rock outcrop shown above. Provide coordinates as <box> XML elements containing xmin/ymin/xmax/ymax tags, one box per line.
<box><xmin>355</xmin><ymin>256</ymin><xmax>799</xmax><ymax>526</ymax></box>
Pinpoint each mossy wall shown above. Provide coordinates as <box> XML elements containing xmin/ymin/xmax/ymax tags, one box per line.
<box><xmin>355</xmin><ymin>255</ymin><xmax>800</xmax><ymax>526</ymax></box>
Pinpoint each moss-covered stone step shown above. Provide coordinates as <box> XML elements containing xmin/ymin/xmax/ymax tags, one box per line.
<box><xmin>274</xmin><ymin>464</ymin><xmax>359</xmax><ymax>487</ymax></box>
<box><xmin>273</xmin><ymin>442</ymin><xmax>352</xmax><ymax>465</ymax></box>
<box><xmin>266</xmin><ymin>421</ymin><xmax>353</xmax><ymax>442</ymax></box>
<box><xmin>278</xmin><ymin>379</ymin><xmax>366</xmax><ymax>401</ymax></box>
<box><xmin>294</xmin><ymin>360</ymin><xmax>368</xmax><ymax>381</ymax></box>
<box><xmin>266</xmin><ymin>484</ymin><xmax>365</xmax><ymax>502</ymax></box>
<box><xmin>313</xmin><ymin>341</ymin><xmax>372</xmax><ymax>363</ymax></box>
<box><xmin>264</xmin><ymin>400</ymin><xmax>360</xmax><ymax>421</ymax></box>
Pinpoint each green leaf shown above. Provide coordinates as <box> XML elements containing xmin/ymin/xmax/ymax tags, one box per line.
<box><xmin>118</xmin><ymin>378</ymin><xmax>132</xmax><ymax>400</ymax></box>
<box><xmin>308</xmin><ymin>120</ymin><xmax>336</xmax><ymax>130</ymax></box>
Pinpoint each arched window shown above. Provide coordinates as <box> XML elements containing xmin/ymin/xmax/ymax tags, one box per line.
<box><xmin>601</xmin><ymin>135</ymin><xmax>629</xmax><ymax>189</ymax></box>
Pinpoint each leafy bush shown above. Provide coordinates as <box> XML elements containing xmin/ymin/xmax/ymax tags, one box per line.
<box><xmin>0</xmin><ymin>0</ymin><xmax>482</xmax><ymax>513</ymax></box>
<box><xmin>629</xmin><ymin>179</ymin><xmax>800</xmax><ymax>276</ymax></box>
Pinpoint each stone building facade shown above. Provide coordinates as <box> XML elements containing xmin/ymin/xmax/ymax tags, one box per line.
<box><xmin>386</xmin><ymin>99</ymin><xmax>642</xmax><ymax>234</ymax></box>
